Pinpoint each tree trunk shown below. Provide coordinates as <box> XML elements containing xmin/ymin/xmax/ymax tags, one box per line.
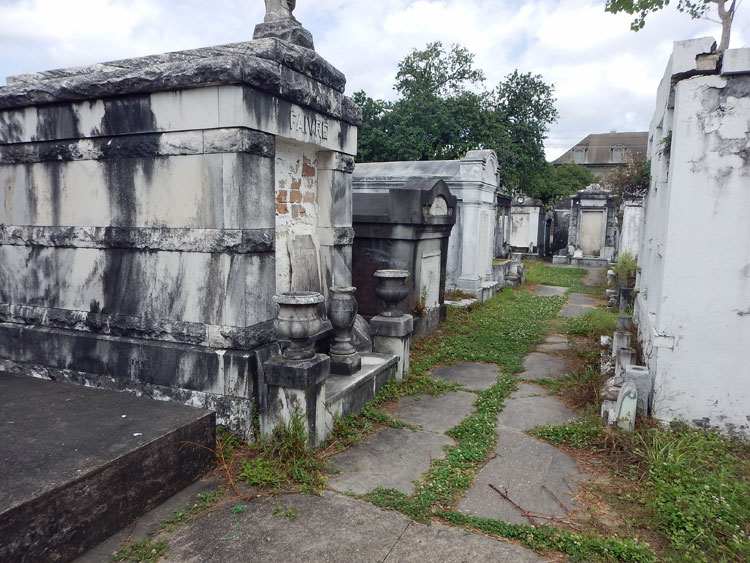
<box><xmin>716</xmin><ymin>0</ymin><xmax>736</xmax><ymax>52</ymax></box>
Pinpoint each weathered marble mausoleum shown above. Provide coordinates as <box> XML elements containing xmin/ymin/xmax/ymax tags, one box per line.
<box><xmin>353</xmin><ymin>150</ymin><xmax>502</xmax><ymax>301</ymax></box>
<box><xmin>352</xmin><ymin>178</ymin><xmax>457</xmax><ymax>336</ymax></box>
<box><xmin>0</xmin><ymin>9</ymin><xmax>368</xmax><ymax>439</ymax></box>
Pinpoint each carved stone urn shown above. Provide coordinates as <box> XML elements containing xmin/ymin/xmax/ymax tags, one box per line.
<box><xmin>328</xmin><ymin>286</ymin><xmax>361</xmax><ymax>375</ymax></box>
<box><xmin>373</xmin><ymin>270</ymin><xmax>410</xmax><ymax>317</ymax></box>
<box><xmin>274</xmin><ymin>291</ymin><xmax>325</xmax><ymax>360</ymax></box>
<box><xmin>329</xmin><ymin>286</ymin><xmax>358</xmax><ymax>356</ymax></box>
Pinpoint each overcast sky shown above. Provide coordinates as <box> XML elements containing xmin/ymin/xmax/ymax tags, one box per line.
<box><xmin>1</xmin><ymin>0</ymin><xmax>747</xmax><ymax>159</ymax></box>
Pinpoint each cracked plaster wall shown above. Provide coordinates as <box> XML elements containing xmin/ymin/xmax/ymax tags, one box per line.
<box><xmin>635</xmin><ymin>39</ymin><xmax>750</xmax><ymax>437</ymax></box>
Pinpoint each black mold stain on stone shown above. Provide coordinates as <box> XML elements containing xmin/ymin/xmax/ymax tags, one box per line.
<box><xmin>36</xmin><ymin>104</ymin><xmax>80</xmax><ymax>141</ymax></box>
<box><xmin>23</xmin><ymin>164</ymin><xmax>39</xmax><ymax>223</ymax></box>
<box><xmin>244</xmin><ymin>87</ymin><xmax>274</xmax><ymax>132</ymax></box>
<box><xmin>100</xmin><ymin>249</ymin><xmax>146</xmax><ymax>317</ymax></box>
<box><xmin>0</xmin><ymin>110</ymin><xmax>25</xmax><ymax>143</ymax></box>
<box><xmin>45</xmin><ymin>161</ymin><xmax>63</xmax><ymax>226</ymax></box>
<box><xmin>101</xmin><ymin>95</ymin><xmax>156</xmax><ymax>136</ymax></box>
<box><xmin>202</xmin><ymin>254</ymin><xmax>225</xmax><ymax>324</ymax></box>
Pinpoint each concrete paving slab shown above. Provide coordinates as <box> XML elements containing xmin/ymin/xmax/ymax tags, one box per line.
<box><xmin>497</xmin><ymin>391</ymin><xmax>578</xmax><ymax>431</ymax></box>
<box><xmin>429</xmin><ymin>362</ymin><xmax>499</xmax><ymax>391</ymax></box>
<box><xmin>160</xmin><ymin>491</ymin><xmax>545</xmax><ymax>563</ymax></box>
<box><xmin>458</xmin><ymin>428</ymin><xmax>589</xmax><ymax>525</ymax></box>
<box><xmin>583</xmin><ymin>268</ymin><xmax>605</xmax><ymax>287</ymax></box>
<box><xmin>394</xmin><ymin>391</ymin><xmax>476</xmax><ymax>434</ymax></box>
<box><xmin>521</xmin><ymin>353</ymin><xmax>567</xmax><ymax>380</ymax></box>
<box><xmin>537</xmin><ymin>342</ymin><xmax>569</xmax><ymax>352</ymax></box>
<box><xmin>558</xmin><ymin>293</ymin><xmax>600</xmax><ymax>318</ymax></box>
<box><xmin>545</xmin><ymin>334</ymin><xmax>568</xmax><ymax>344</ymax></box>
<box><xmin>530</xmin><ymin>285</ymin><xmax>567</xmax><ymax>297</ymax></box>
<box><xmin>384</xmin><ymin>520</ymin><xmax>547</xmax><ymax>562</ymax></box>
<box><xmin>509</xmin><ymin>382</ymin><xmax>549</xmax><ymax>399</ymax></box>
<box><xmin>163</xmin><ymin>492</ymin><xmax>410</xmax><ymax>563</ymax></box>
<box><xmin>328</xmin><ymin>428</ymin><xmax>453</xmax><ymax>495</ymax></box>
<box><xmin>568</xmin><ymin>293</ymin><xmax>599</xmax><ymax>306</ymax></box>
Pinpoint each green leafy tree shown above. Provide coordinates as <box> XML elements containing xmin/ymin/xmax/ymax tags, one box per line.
<box><xmin>353</xmin><ymin>42</ymin><xmax>558</xmax><ymax>195</ymax></box>
<box><xmin>529</xmin><ymin>163</ymin><xmax>596</xmax><ymax>204</ymax></box>
<box><xmin>604</xmin><ymin>158</ymin><xmax>652</xmax><ymax>200</ymax></box>
<box><xmin>605</xmin><ymin>0</ymin><xmax>738</xmax><ymax>51</ymax></box>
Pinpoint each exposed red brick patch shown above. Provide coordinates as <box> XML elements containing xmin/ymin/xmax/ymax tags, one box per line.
<box><xmin>302</xmin><ymin>192</ymin><xmax>315</xmax><ymax>203</ymax></box>
<box><xmin>302</xmin><ymin>156</ymin><xmax>315</xmax><ymax>177</ymax></box>
<box><xmin>276</xmin><ymin>190</ymin><xmax>287</xmax><ymax>203</ymax></box>
<box><xmin>289</xmin><ymin>190</ymin><xmax>303</xmax><ymax>203</ymax></box>
<box><xmin>290</xmin><ymin>177</ymin><xmax>302</xmax><ymax>190</ymax></box>
<box><xmin>275</xmin><ymin>203</ymin><xmax>288</xmax><ymax>215</ymax></box>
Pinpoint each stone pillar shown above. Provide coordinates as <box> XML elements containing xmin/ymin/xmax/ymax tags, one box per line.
<box><xmin>615</xmin><ymin>347</ymin><xmax>636</xmax><ymax>381</ymax></box>
<box><xmin>612</xmin><ymin>330</ymin><xmax>631</xmax><ymax>357</ymax></box>
<box><xmin>262</xmin><ymin>354</ymin><xmax>331</xmax><ymax>447</ymax></box>
<box><xmin>371</xmin><ymin>315</ymin><xmax>414</xmax><ymax>381</ymax></box>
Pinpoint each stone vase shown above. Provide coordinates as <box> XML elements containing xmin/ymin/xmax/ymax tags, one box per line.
<box><xmin>328</xmin><ymin>286</ymin><xmax>361</xmax><ymax>375</ymax></box>
<box><xmin>373</xmin><ymin>270</ymin><xmax>410</xmax><ymax>317</ymax></box>
<box><xmin>274</xmin><ymin>291</ymin><xmax>325</xmax><ymax>360</ymax></box>
<box><xmin>329</xmin><ymin>286</ymin><xmax>358</xmax><ymax>356</ymax></box>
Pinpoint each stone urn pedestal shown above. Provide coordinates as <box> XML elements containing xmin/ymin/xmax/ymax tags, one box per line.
<box><xmin>328</xmin><ymin>286</ymin><xmax>361</xmax><ymax>375</ymax></box>
<box><xmin>262</xmin><ymin>291</ymin><xmax>331</xmax><ymax>448</ymax></box>
<box><xmin>371</xmin><ymin>270</ymin><xmax>413</xmax><ymax>381</ymax></box>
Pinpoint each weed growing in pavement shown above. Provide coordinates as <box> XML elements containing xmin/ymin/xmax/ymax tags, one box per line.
<box><xmin>110</xmin><ymin>539</ymin><xmax>168</xmax><ymax>563</ymax></box>
<box><xmin>161</xmin><ymin>487</ymin><xmax>224</xmax><ymax>531</ymax></box>
<box><xmin>410</xmin><ymin>288</ymin><xmax>566</xmax><ymax>375</ymax></box>
<box><xmin>436</xmin><ymin>510</ymin><xmax>656</xmax><ymax>562</ymax></box>
<box><xmin>528</xmin><ymin>416</ymin><xmax>605</xmax><ymax>449</ymax></box>
<box><xmin>564</xmin><ymin>309</ymin><xmax>617</xmax><ymax>337</ymax></box>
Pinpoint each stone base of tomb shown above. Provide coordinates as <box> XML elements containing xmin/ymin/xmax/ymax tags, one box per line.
<box><xmin>0</xmin><ymin>372</ymin><xmax>215</xmax><ymax>563</ymax></box>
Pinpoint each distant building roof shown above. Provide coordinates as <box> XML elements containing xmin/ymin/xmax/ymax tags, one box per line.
<box><xmin>552</xmin><ymin>132</ymin><xmax>648</xmax><ymax>170</ymax></box>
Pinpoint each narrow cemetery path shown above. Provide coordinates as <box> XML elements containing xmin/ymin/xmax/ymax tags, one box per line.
<box><xmin>83</xmin><ymin>266</ymin><xmax>645</xmax><ymax>563</ymax></box>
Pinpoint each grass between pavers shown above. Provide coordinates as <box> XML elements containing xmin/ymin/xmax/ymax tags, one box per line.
<box><xmin>524</xmin><ymin>261</ymin><xmax>607</xmax><ymax>295</ymax></box>
<box><xmin>355</xmin><ymin>288</ymin><xmax>657</xmax><ymax>561</ymax></box>
<box><xmin>410</xmin><ymin>287</ymin><xmax>566</xmax><ymax>375</ymax></box>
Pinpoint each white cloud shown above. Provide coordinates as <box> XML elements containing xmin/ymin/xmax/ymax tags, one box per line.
<box><xmin>1</xmin><ymin>0</ymin><xmax>748</xmax><ymax>160</ymax></box>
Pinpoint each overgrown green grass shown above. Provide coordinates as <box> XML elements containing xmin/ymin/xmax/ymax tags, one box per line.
<box><xmin>525</xmin><ymin>262</ymin><xmax>588</xmax><ymax>288</ymax></box>
<box><xmin>161</xmin><ymin>488</ymin><xmax>224</xmax><ymax>531</ymax></box>
<box><xmin>565</xmin><ymin>309</ymin><xmax>617</xmax><ymax>337</ymax></box>
<box><xmin>529</xmin><ymin>418</ymin><xmax>750</xmax><ymax>561</ymax></box>
<box><xmin>635</xmin><ymin>424</ymin><xmax>750</xmax><ymax>562</ymax></box>
<box><xmin>411</xmin><ymin>288</ymin><xmax>566</xmax><ymax>375</ymax></box>
<box><xmin>110</xmin><ymin>539</ymin><xmax>168</xmax><ymax>563</ymax></box>
<box><xmin>238</xmin><ymin>409</ymin><xmax>328</xmax><ymax>493</ymax></box>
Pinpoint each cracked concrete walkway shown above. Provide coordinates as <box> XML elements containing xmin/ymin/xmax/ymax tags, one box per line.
<box><xmin>80</xmin><ymin>275</ymin><xmax>605</xmax><ymax>563</ymax></box>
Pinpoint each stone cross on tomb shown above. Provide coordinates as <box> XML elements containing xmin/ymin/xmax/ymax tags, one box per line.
<box><xmin>265</xmin><ymin>0</ymin><xmax>297</xmax><ymax>22</ymax></box>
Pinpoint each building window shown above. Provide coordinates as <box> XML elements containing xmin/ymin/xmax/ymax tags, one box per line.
<box><xmin>612</xmin><ymin>146</ymin><xmax>625</xmax><ymax>163</ymax></box>
<box><xmin>572</xmin><ymin>147</ymin><xmax>585</xmax><ymax>164</ymax></box>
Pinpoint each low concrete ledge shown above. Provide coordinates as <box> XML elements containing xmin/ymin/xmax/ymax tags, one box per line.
<box><xmin>326</xmin><ymin>353</ymin><xmax>398</xmax><ymax>419</ymax></box>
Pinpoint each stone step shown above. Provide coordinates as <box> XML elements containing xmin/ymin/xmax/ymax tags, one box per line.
<box><xmin>325</xmin><ymin>352</ymin><xmax>398</xmax><ymax>420</ymax></box>
<box><xmin>0</xmin><ymin>373</ymin><xmax>215</xmax><ymax>562</ymax></box>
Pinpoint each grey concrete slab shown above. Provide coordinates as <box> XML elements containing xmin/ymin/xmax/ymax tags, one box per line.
<box><xmin>429</xmin><ymin>362</ymin><xmax>499</xmax><ymax>391</ymax></box>
<box><xmin>328</xmin><ymin>428</ymin><xmax>453</xmax><ymax>495</ymax></box>
<box><xmin>537</xmin><ymin>342</ymin><xmax>569</xmax><ymax>352</ymax></box>
<box><xmin>544</xmin><ymin>334</ymin><xmax>568</xmax><ymax>343</ymax></box>
<box><xmin>394</xmin><ymin>391</ymin><xmax>477</xmax><ymax>434</ymax></box>
<box><xmin>385</xmin><ymin>520</ymin><xmax>547</xmax><ymax>563</ymax></box>
<box><xmin>510</xmin><ymin>382</ymin><xmax>549</xmax><ymax>399</ymax></box>
<box><xmin>582</xmin><ymin>268</ymin><xmax>605</xmax><ymax>287</ymax></box>
<box><xmin>558</xmin><ymin>292</ymin><xmax>600</xmax><ymax>318</ymax></box>
<box><xmin>521</xmin><ymin>353</ymin><xmax>567</xmax><ymax>380</ymax></box>
<box><xmin>458</xmin><ymin>428</ymin><xmax>589</xmax><ymax>525</ymax></box>
<box><xmin>568</xmin><ymin>293</ymin><xmax>599</xmax><ymax>306</ymax></box>
<box><xmin>497</xmin><ymin>391</ymin><xmax>578</xmax><ymax>431</ymax></box>
<box><xmin>163</xmin><ymin>492</ymin><xmax>410</xmax><ymax>563</ymax></box>
<box><xmin>530</xmin><ymin>285</ymin><xmax>567</xmax><ymax>297</ymax></box>
<box><xmin>158</xmin><ymin>491</ymin><xmax>545</xmax><ymax>563</ymax></box>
